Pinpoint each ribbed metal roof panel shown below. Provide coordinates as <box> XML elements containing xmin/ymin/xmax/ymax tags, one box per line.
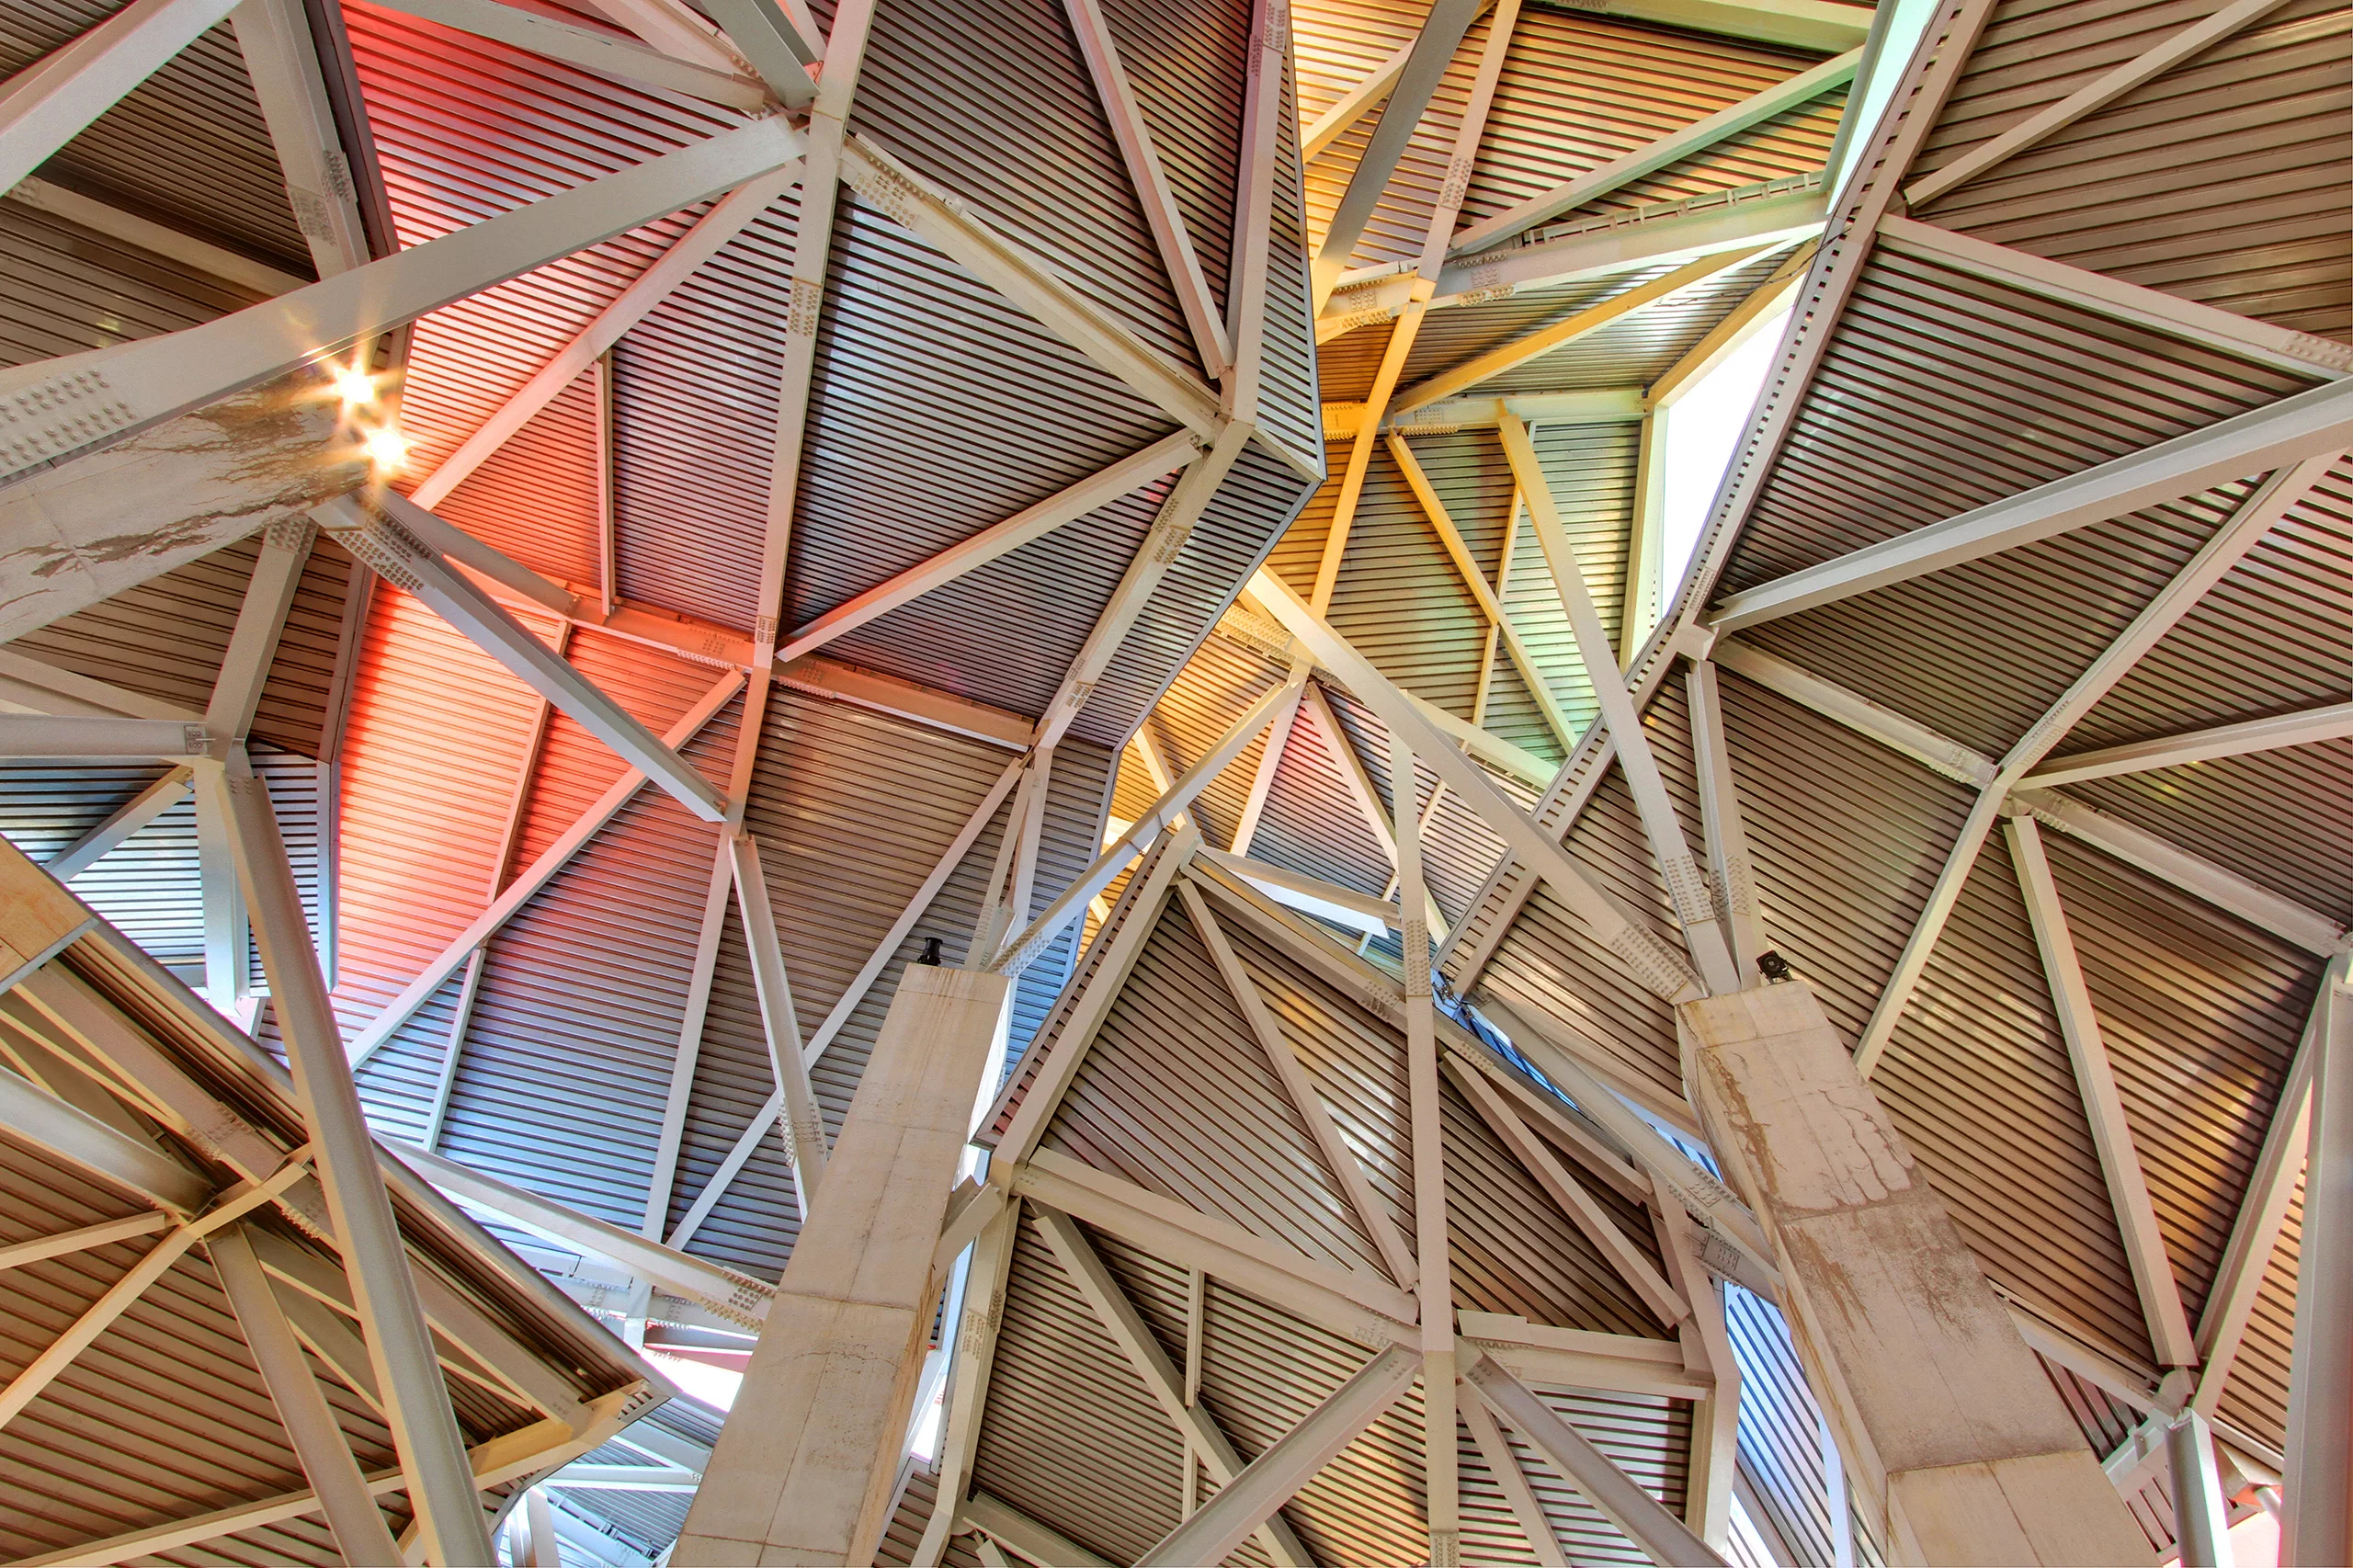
<box><xmin>0</xmin><ymin>0</ymin><xmax>307</xmax><ymax>270</ymax></box>
<box><xmin>2220</xmin><ymin>1166</ymin><xmax>2300</xmax><ymax>1449</ymax></box>
<box><xmin>665</xmin><ymin>692</ymin><xmax>1020</xmax><ymax>1277</ymax></box>
<box><xmin>1480</xmin><ymin>251</ymin><xmax>1793</xmax><ymax>393</ymax></box>
<box><xmin>1105</xmin><ymin>0</ymin><xmax>1251</xmax><ymax>318</ymax></box>
<box><xmin>1129</xmin><ymin>631</ymin><xmax>1288</xmax><ymax>849</ymax></box>
<box><xmin>1330</xmin><ymin>448</ymin><xmax>1493</xmax><ymax>718</ymax></box>
<box><xmin>435</xmin><ymin>715</ymin><xmax>735</xmax><ymax>1226</ymax></box>
<box><xmin>1293</xmin><ymin>0</ymin><xmax>1432</xmax><ymax>123</ymax></box>
<box><xmin>970</xmin><ymin>1214</ymin><xmax>1190</xmax><ymax>1565</ymax></box>
<box><xmin>1744</xmin><ymin>481</ymin><xmax>2248</xmax><ymax>757</ymax></box>
<box><xmin>847</xmin><ymin>0</ymin><xmax>1201</xmax><ymax>376</ymax></box>
<box><xmin>1079</xmin><ymin>444</ymin><xmax>1321</xmax><ymax>751</ymax></box>
<box><xmin>877</xmin><ymin>1465</ymin><xmax>988</xmax><ymax>1568</ymax></box>
<box><xmin>606</xmin><ymin>190</ymin><xmax>795</xmax><ymax>633</ymax></box>
<box><xmin>1258</xmin><ymin>57</ymin><xmax>1330</xmax><ymax>467</ymax></box>
<box><xmin>1302</xmin><ymin>0</ymin><xmax>1486</xmax><ymax>270</ymax></box>
<box><xmin>1713</xmin><ymin>248</ymin><xmax>2315</xmax><ymax>596</ymax></box>
<box><xmin>331</xmin><ymin>588</ymin><xmax>550</xmax><ymax>1037</ymax></box>
<box><xmin>1916</xmin><ymin>0</ymin><xmax>2350</xmax><ymax>338</ymax></box>
<box><xmin>1398</xmin><ymin>268</ymin><xmax>1677</xmax><ymax>392</ymax></box>
<box><xmin>0</xmin><ymin>199</ymin><xmax>264</xmax><ymax>369</ymax></box>
<box><xmin>1042</xmin><ymin>893</ymin><xmax>1392</xmax><ymax>1275</ymax></box>
<box><xmin>1247</xmin><ymin>695</ymin><xmax>1398</xmax><ymax>897</ymax></box>
<box><xmin>437</xmin><ymin>372</ymin><xmax>607</xmax><ymax>595</ymax></box>
<box><xmin>1461</xmin><ymin>9</ymin><xmax>1832</xmax><ymax>232</ymax></box>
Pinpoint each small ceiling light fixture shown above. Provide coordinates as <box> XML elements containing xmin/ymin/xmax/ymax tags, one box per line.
<box><xmin>362</xmin><ymin>425</ymin><xmax>409</xmax><ymax>472</ymax></box>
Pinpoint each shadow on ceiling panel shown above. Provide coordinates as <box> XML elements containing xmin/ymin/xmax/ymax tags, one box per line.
<box><xmin>1712</xmin><ymin>248</ymin><xmax>2313</xmax><ymax>597</ymax></box>
<box><xmin>1302</xmin><ymin>5</ymin><xmax>1494</xmax><ymax>272</ymax></box>
<box><xmin>2066</xmin><ymin>451</ymin><xmax>2353</xmax><ymax>748</ymax></box>
<box><xmin>2066</xmin><ymin>736</ymin><xmax>2353</xmax><ymax>926</ymax></box>
<box><xmin>1041</xmin><ymin>892</ymin><xmax>1392</xmax><ymax>1276</ymax></box>
<box><xmin>437</xmin><ymin>714</ymin><xmax>735</xmax><ymax>1228</ymax></box>
<box><xmin>1460</xmin><ymin>7</ymin><xmax>1830</xmax><ymax>234</ymax></box>
<box><xmin>782</xmin><ymin>196</ymin><xmax>1179</xmax><ymax>678</ymax></box>
<box><xmin>346</xmin><ymin>3</ymin><xmax>740</xmax><ymax>481</ymax></box>
<box><xmin>2042</xmin><ymin>828</ymin><xmax>2315</xmax><ymax>1335</ymax></box>
<box><xmin>1872</xmin><ymin>830</ymin><xmax>2154</xmax><ymax>1372</ymax></box>
<box><xmin>824</xmin><ymin>478</ymin><xmax>1168</xmax><ymax>722</ymax></box>
<box><xmin>1741</xmin><ymin>479</ymin><xmax>2245</xmax><ymax>758</ymax></box>
<box><xmin>1712</xmin><ymin>671</ymin><xmax>1979</xmax><ymax>1046</ymax></box>
<box><xmin>610</xmin><ymin>193</ymin><xmax>801</xmax><ymax>635</ymax></box>
<box><xmin>847</xmin><ymin>0</ymin><xmax>1200</xmax><ymax>375</ymax></box>
<box><xmin>0</xmin><ymin>0</ymin><xmax>308</xmax><ymax>270</ymax></box>
<box><xmin>331</xmin><ymin>587</ymin><xmax>550</xmax><ymax>1034</ymax></box>
<box><xmin>1103</xmin><ymin>0</ymin><xmax>1251</xmax><ymax>317</ymax></box>
<box><xmin>434</xmin><ymin>371</ymin><xmax>604</xmax><ymax>596</ymax></box>
<box><xmin>507</xmin><ymin>630</ymin><xmax>738</xmax><ymax>875</ymax></box>
<box><xmin>970</xmin><ymin>1215</ymin><xmax>1190</xmax><ymax>1567</ymax></box>
<box><xmin>1080</xmin><ymin>444</ymin><xmax>1323</xmax><ymax>753</ymax></box>
<box><xmin>1291</xmin><ymin>0</ymin><xmax>1433</xmax><ymax>121</ymax></box>
<box><xmin>1915</xmin><ymin>0</ymin><xmax>2350</xmax><ymax>339</ymax></box>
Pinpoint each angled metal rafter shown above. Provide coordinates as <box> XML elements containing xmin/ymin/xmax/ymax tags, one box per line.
<box><xmin>1030</xmin><ymin>1204</ymin><xmax>1313</xmax><ymax>1567</ymax></box>
<box><xmin>1850</xmin><ymin>452</ymin><xmax>2343</xmax><ymax>1072</ymax></box>
<box><xmin>1901</xmin><ymin>0</ymin><xmax>2297</xmax><ymax>210</ymax></box>
<box><xmin>2006</xmin><ymin>815</ymin><xmax>2198</xmax><ymax>1368</ymax></box>
<box><xmin>1449</xmin><ymin>47</ymin><xmax>1862</xmax><ymax>255</ymax></box>
<box><xmin>1230</xmin><ymin>666</ymin><xmax>1312</xmax><ymax>856</ymax></box>
<box><xmin>0</xmin><ymin>116</ymin><xmax>808</xmax><ymax>482</ymax></box>
<box><xmin>229</xmin><ymin>0</ymin><xmax>370</xmax><ymax>278</ymax></box>
<box><xmin>411</xmin><ymin>168</ymin><xmax>804</xmax><ymax>509</ymax></box>
<box><xmin>347</xmin><ymin>666</ymin><xmax>744</xmax><ymax>1064</ymax></box>
<box><xmin>2021</xmin><ymin>700</ymin><xmax>2353</xmax><ymax>789</ymax></box>
<box><xmin>0</xmin><ymin>0</ymin><xmax>241</xmax><ymax>194</ymax></box>
<box><xmin>46</xmin><ymin>767</ymin><xmax>194</xmax><ymax>882</ymax></box>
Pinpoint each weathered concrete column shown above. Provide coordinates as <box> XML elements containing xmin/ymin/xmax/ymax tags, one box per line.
<box><xmin>1679</xmin><ymin>980</ymin><xmax>2151</xmax><ymax>1566</ymax></box>
<box><xmin>676</xmin><ymin>964</ymin><xmax>1010</xmax><ymax>1565</ymax></box>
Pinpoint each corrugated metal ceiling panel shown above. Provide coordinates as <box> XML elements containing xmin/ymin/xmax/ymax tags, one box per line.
<box><xmin>1302</xmin><ymin>1</ymin><xmax>1486</xmax><ymax>270</ymax></box>
<box><xmin>435</xmin><ymin>371</ymin><xmax>606</xmax><ymax>595</ymax></box>
<box><xmin>1713</xmin><ymin>247</ymin><xmax>2316</xmax><ymax>596</ymax></box>
<box><xmin>1104</xmin><ymin>0</ymin><xmax>1251</xmax><ymax>318</ymax></box>
<box><xmin>0</xmin><ymin>199</ymin><xmax>264</xmax><ymax>369</ymax></box>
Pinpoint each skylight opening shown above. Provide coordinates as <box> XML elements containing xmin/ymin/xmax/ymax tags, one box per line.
<box><xmin>1655</xmin><ymin>304</ymin><xmax>1793</xmax><ymax>614</ymax></box>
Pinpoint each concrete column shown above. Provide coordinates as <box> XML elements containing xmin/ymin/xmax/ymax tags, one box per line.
<box><xmin>676</xmin><ymin>963</ymin><xmax>1010</xmax><ymax>1565</ymax></box>
<box><xmin>1679</xmin><ymin>981</ymin><xmax>2151</xmax><ymax>1566</ymax></box>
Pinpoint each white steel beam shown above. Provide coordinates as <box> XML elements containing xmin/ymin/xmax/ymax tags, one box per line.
<box><xmin>1902</xmin><ymin>0</ymin><xmax>2295</xmax><ymax>210</ymax></box>
<box><xmin>219</xmin><ymin>751</ymin><xmax>498</xmax><ymax>1565</ymax></box>
<box><xmin>699</xmin><ymin>0</ymin><xmax>818</xmax><ymax>108</ymax></box>
<box><xmin>230</xmin><ymin>0</ymin><xmax>369</xmax><ymax>278</ymax></box>
<box><xmin>0</xmin><ymin>1210</ymin><xmax>171</xmax><ymax>1271</ymax></box>
<box><xmin>1501</xmin><ymin>415</ymin><xmax>1742</xmax><ymax>992</ymax></box>
<box><xmin>321</xmin><ymin>494</ymin><xmax>726</xmax><ymax>821</ymax></box>
<box><xmin>2006</xmin><ymin>815</ymin><xmax>2197</xmax><ymax>1367</ymax></box>
<box><xmin>1134</xmin><ymin>1346</ymin><xmax>1423</xmax><ymax>1567</ymax></box>
<box><xmin>2195</xmin><ymin>956</ymin><xmax>2344</xmax><ymax>1415</ymax></box>
<box><xmin>727</xmin><ymin>830</ymin><xmax>827</xmax><ymax>1207</ymax></box>
<box><xmin>0</xmin><ymin>0</ymin><xmax>241</xmax><ymax>196</ymax></box>
<box><xmin>573</xmin><ymin>0</ymin><xmax>746</xmax><ymax>74</ymax></box>
<box><xmin>0</xmin><ymin>716</ymin><xmax>208</xmax><ymax>757</ymax></box>
<box><xmin>1647</xmin><ymin>242</ymin><xmax>1814</xmax><ymax>408</ymax></box>
<box><xmin>1030</xmin><ymin>1205</ymin><xmax>1313</xmax><ymax>1567</ymax></box>
<box><xmin>1063</xmin><ymin>0</ymin><xmax>1230</xmax><ymax>376</ymax></box>
<box><xmin>208</xmin><ymin>516</ymin><xmax>316</xmax><ymax>742</ymax></box>
<box><xmin>1450</xmin><ymin>49</ymin><xmax>1860</xmax><ymax>255</ymax></box>
<box><xmin>780</xmin><ymin>432</ymin><xmax>1203</xmax><ymax>662</ymax></box>
<box><xmin>1180</xmin><ymin>881</ymin><xmax>1420</xmax><ymax>1290</ymax></box>
<box><xmin>411</xmin><ymin>168</ymin><xmax>803</xmax><ymax>509</ymax></box>
<box><xmin>1309</xmin><ymin>0</ymin><xmax>1487</xmax><ymax>307</ymax></box>
<box><xmin>994</xmin><ymin>687</ymin><xmax>1289</xmax><ymax>978</ymax></box>
<box><xmin>392</xmin><ymin>1140</ymin><xmax>772</xmax><ymax>1330</ymax></box>
<box><xmin>960</xmin><ymin>1492</ymin><xmax>1117</xmax><ymax>1568</ymax></box>
<box><xmin>0</xmin><ymin>115</ymin><xmax>804</xmax><ymax>480</ymax></box>
<box><xmin>2022</xmin><ymin>700</ymin><xmax>2353</xmax><ymax>789</ymax></box>
<box><xmin>1339</xmin><ymin>386</ymin><xmax>1647</xmax><ymax>436</ymax></box>
<box><xmin>1222</xmin><ymin>0</ymin><xmax>1288</xmax><ymax>426</ymax></box>
<box><xmin>2284</xmin><ymin>960</ymin><xmax>2353</xmax><ymax>1566</ymax></box>
<box><xmin>1230</xmin><ymin>667</ymin><xmax>1310</xmax><ymax>856</ymax></box>
<box><xmin>1255</xmin><ymin>569</ymin><xmax>1704</xmax><ymax>1003</ymax></box>
<box><xmin>1192</xmin><ymin>846</ymin><xmax>1402</xmax><ymax>931</ymax></box>
<box><xmin>1875</xmin><ymin>216</ymin><xmax>2353</xmax><ymax>381</ymax></box>
<box><xmin>839</xmin><ymin>133</ymin><xmax>1222</xmax><ymax>437</ymax></box>
<box><xmin>1462</xmin><ymin>1350</ymin><xmax>1731</xmax><ymax>1568</ymax></box>
<box><xmin>665</xmin><ymin>758</ymin><xmax>1021</xmax><ymax>1252</ymax></box>
<box><xmin>0</xmin><ymin>1066</ymin><xmax>210</xmax><ymax>1213</ymax></box>
<box><xmin>46</xmin><ymin>767</ymin><xmax>194</xmax><ymax>881</ymax></box>
<box><xmin>1686</xmin><ymin>661</ymin><xmax>1769</xmax><ymax>979</ymax></box>
<box><xmin>209</xmin><ymin>1224</ymin><xmax>405</xmax><ymax>1567</ymax></box>
<box><xmin>358</xmin><ymin>0</ymin><xmax>767</xmax><ymax>107</ymax></box>
<box><xmin>1393</xmin><ymin>245</ymin><xmax>1779</xmax><ymax>414</ymax></box>
<box><xmin>1709</xmin><ymin>390</ymin><xmax>2353</xmax><ymax>633</ymax></box>
<box><xmin>1461</xmin><ymin>1392</ymin><xmax>1572</xmax><ymax>1568</ymax></box>
<box><xmin>910</xmin><ymin>1207</ymin><xmax>1019</xmax><ymax>1568</ymax></box>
